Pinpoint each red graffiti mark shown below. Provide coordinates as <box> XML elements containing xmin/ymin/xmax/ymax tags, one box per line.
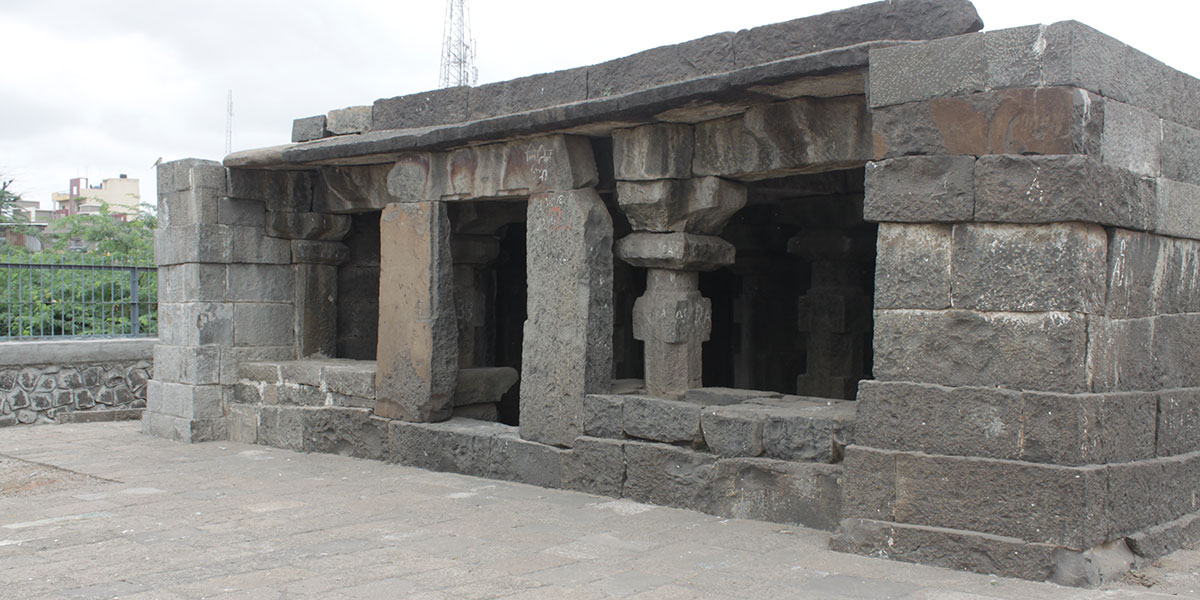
<box><xmin>548</xmin><ymin>205</ymin><xmax>571</xmax><ymax>231</ymax></box>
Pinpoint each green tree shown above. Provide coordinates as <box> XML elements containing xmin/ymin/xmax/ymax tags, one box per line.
<box><xmin>47</xmin><ymin>200</ymin><xmax>157</xmax><ymax>263</ymax></box>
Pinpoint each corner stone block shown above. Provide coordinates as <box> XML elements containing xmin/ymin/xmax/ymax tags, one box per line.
<box><xmin>521</xmin><ymin>189</ymin><xmax>613</xmax><ymax>447</ymax></box>
<box><xmin>873</xmin><ymin>223</ymin><xmax>951</xmax><ymax>310</ymax></box>
<box><xmin>1161</xmin><ymin>121</ymin><xmax>1200</xmax><ymax>186</ymax></box>
<box><xmin>387</xmin><ymin>153</ymin><xmax>448</xmax><ymax>203</ymax></box>
<box><xmin>1101</xmin><ymin>99</ymin><xmax>1161</xmax><ymax>177</ymax></box>
<box><xmin>227</xmin><ymin>169</ymin><xmax>316</xmax><ymax>213</ymax></box>
<box><xmin>613</xmin><ymin>123</ymin><xmax>694</xmax><ymax>181</ymax></box>
<box><xmin>1154</xmin><ymin>178</ymin><xmax>1200</xmax><ymax>241</ymax></box>
<box><xmin>375</xmin><ymin>202</ymin><xmax>457</xmax><ymax>422</ymax></box>
<box><xmin>1157</xmin><ymin>389</ymin><xmax>1200</xmax><ymax>457</ymax></box>
<box><xmin>873</xmin><ymin>309</ymin><xmax>1089</xmax><ymax>393</ymax></box>
<box><xmin>319</xmin><ymin>163</ymin><xmax>394</xmax><ymax>213</ymax></box>
<box><xmin>157</xmin><ymin>158</ymin><xmax>226</xmax><ymax>196</ymax></box>
<box><xmin>974</xmin><ymin>155</ymin><xmax>1154</xmax><ymax>231</ymax></box>
<box><xmin>950</xmin><ymin>222</ymin><xmax>1108</xmax><ymax>313</ymax></box>
<box><xmin>863</xmin><ymin>156</ymin><xmax>974</xmax><ymax>223</ymax></box>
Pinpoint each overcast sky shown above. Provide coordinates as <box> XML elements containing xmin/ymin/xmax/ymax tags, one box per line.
<box><xmin>2</xmin><ymin>0</ymin><xmax>1197</xmax><ymax>210</ymax></box>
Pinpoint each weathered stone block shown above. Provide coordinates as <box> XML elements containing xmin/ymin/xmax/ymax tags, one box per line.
<box><xmin>228</xmin><ymin>403</ymin><xmax>259</xmax><ymax>444</ymax></box>
<box><xmin>276</xmin><ymin>383</ymin><xmax>325</xmax><ymax>407</ymax></box>
<box><xmin>615</xmin><ymin>177</ymin><xmax>746</xmax><ymax>234</ymax></box>
<box><xmin>293</xmin><ymin>262</ymin><xmax>340</xmax><ymax>358</ymax></box>
<box><xmin>155</xmin><ymin>225</ymin><xmax>232</xmax><ymax>266</ymax></box>
<box><xmin>228</xmin><ymin>169</ymin><xmax>316</xmax><ymax>213</ymax></box>
<box><xmin>616</xmin><ymin>232</ymin><xmax>734</xmax><ymax>271</ymax></box>
<box><xmin>1101</xmin><ymin>99</ymin><xmax>1161</xmax><ymax>177</ymax></box>
<box><xmin>258</xmin><ymin>406</ymin><xmax>304</xmax><ymax>450</ymax></box>
<box><xmin>561</xmin><ymin>436</ymin><xmax>625</xmax><ymax>497</ymax></box>
<box><xmin>326</xmin><ymin>105</ymin><xmax>372</xmax><ymax>135</ymax></box>
<box><xmin>217</xmin><ymin>197</ymin><xmax>265</xmax><ymax>228</ymax></box>
<box><xmin>157</xmin><ymin>158</ymin><xmax>225</xmax><ymax>195</ymax></box>
<box><xmin>375</xmin><ymin>201</ymin><xmax>457</xmax><ymax>422</ymax></box>
<box><xmin>322</xmin><ymin>361</ymin><xmax>376</xmax><ymax>399</ymax></box>
<box><xmin>491</xmin><ymin>431</ymin><xmax>566</xmax><ymax>489</ymax></box>
<box><xmin>159</xmin><ymin>188</ymin><xmax>220</xmax><ymax>228</ymax></box>
<box><xmin>729</xmin><ymin>0</ymin><xmax>981</xmax><ymax>70</ymax></box>
<box><xmin>141</xmin><ymin>411</ymin><xmax>226</xmax><ymax>443</ymax></box>
<box><xmin>1157</xmin><ymin>389</ymin><xmax>1200</xmax><ymax>456</ymax></box>
<box><xmin>873</xmin><ymin>309</ymin><xmax>1089</xmax><ymax>393</ymax></box>
<box><xmin>693</xmin><ymin>96</ymin><xmax>872</xmax><ymax>179</ymax></box>
<box><xmin>623</xmin><ymin>441</ymin><xmax>716</xmax><ymax>510</ymax></box>
<box><xmin>372</xmin><ymin>86</ymin><xmax>468</xmax><ymax>131</ymax></box>
<box><xmin>157</xmin><ymin>302</ymin><xmax>234</xmax><ymax>347</ymax></box>
<box><xmin>152</xmin><ymin>345</ymin><xmax>220</xmax><ymax>386</ymax></box>
<box><xmin>521</xmin><ymin>189</ymin><xmax>613</xmax><ymax>447</ymax></box>
<box><xmin>319</xmin><ymin>163</ymin><xmax>394</xmax><ymax>213</ymax></box>
<box><xmin>265</xmin><ymin>212</ymin><xmax>351</xmax><ymax>242</ymax></box>
<box><xmin>1150</xmin><ymin>313</ymin><xmax>1200</xmax><ymax>390</ymax></box>
<box><xmin>158</xmin><ymin>264</ymin><xmax>227</xmax><ymax>303</ymax></box>
<box><xmin>468</xmin><ymin>67</ymin><xmax>588</xmax><ymax>121</ymax></box>
<box><xmin>148</xmin><ymin>381</ymin><xmax>224</xmax><ymax>420</ymax></box>
<box><xmin>232</xmin><ymin>303</ymin><xmax>294</xmax><ymax>347</ymax></box>
<box><xmin>452</xmin><ymin>367</ymin><xmax>518</xmax><ymax>407</ymax></box>
<box><xmin>612</xmin><ymin>123</ymin><xmax>694</xmax><ymax>181</ymax></box>
<box><xmin>761</xmin><ymin>402</ymin><xmax>855</xmax><ymax>463</ymax></box>
<box><xmin>870</xmin><ymin>87</ymin><xmax>1102</xmax><ymax>159</ymax></box>
<box><xmin>974</xmin><ymin>155</ymin><xmax>1154</xmax><ymax>231</ymax></box>
<box><xmin>231</xmin><ymin>225</ymin><xmax>292</xmax><ymax>264</ymax></box>
<box><xmin>1107</xmin><ymin>454</ymin><xmax>1200</xmax><ymax>537</ymax></box>
<box><xmin>581</xmin><ymin>394</ymin><xmax>623</xmax><ymax>439</ymax></box>
<box><xmin>699</xmin><ymin>404</ymin><xmax>766</xmax><ymax>458</ymax></box>
<box><xmin>864</xmin><ymin>156</ymin><xmax>973</xmax><ymax>222</ymax></box>
<box><xmin>868</xmin><ymin>33</ymin><xmax>985</xmax><ymax>108</ymax></box>
<box><xmin>1087</xmin><ymin>316</ymin><xmax>1155</xmax><ymax>393</ymax></box>
<box><xmin>851</xmin><ymin>447</ymin><xmax>1109</xmax><ymax>549</ymax></box>
<box><xmin>219</xmin><ymin>346</ymin><xmax>295</xmax><ymax>386</ymax></box>
<box><xmin>1154</xmin><ymin>178</ymin><xmax>1200</xmax><ymax>241</ymax></box>
<box><xmin>706</xmin><ymin>458</ymin><xmax>842</xmax><ymax>530</ymax></box>
<box><xmin>1161</xmin><ymin>121</ymin><xmax>1200</xmax><ymax>186</ymax></box>
<box><xmin>291</xmin><ymin>115</ymin><xmax>328</xmax><ymax>142</ymax></box>
<box><xmin>621</xmin><ymin>395</ymin><xmax>701</xmax><ymax>445</ymax></box>
<box><xmin>388</xmin><ymin>418</ymin><xmax>505</xmax><ymax>475</ymax></box>
<box><xmin>226</xmin><ymin>264</ymin><xmax>293</xmax><ymax>303</ymax></box>
<box><xmin>950</xmin><ymin>222</ymin><xmax>1108</xmax><ymax>313</ymax></box>
<box><xmin>873</xmin><ymin>223</ymin><xmax>951</xmax><ymax>310</ymax></box>
<box><xmin>302</xmin><ymin>408</ymin><xmax>387</xmax><ymax>461</ymax></box>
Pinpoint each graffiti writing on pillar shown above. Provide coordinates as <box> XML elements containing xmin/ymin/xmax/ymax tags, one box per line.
<box><xmin>525</xmin><ymin>144</ymin><xmax>553</xmax><ymax>183</ymax></box>
<box><xmin>548</xmin><ymin>201</ymin><xmax>571</xmax><ymax>232</ymax></box>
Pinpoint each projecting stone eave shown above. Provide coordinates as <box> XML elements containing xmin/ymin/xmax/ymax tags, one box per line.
<box><xmin>277</xmin><ymin>42</ymin><xmax>898</xmax><ymax>167</ymax></box>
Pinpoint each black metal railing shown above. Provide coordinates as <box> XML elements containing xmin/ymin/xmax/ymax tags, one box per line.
<box><xmin>1</xmin><ymin>257</ymin><xmax>157</xmax><ymax>339</ymax></box>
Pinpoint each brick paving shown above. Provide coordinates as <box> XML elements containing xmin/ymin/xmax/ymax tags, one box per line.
<box><xmin>0</xmin><ymin>422</ymin><xmax>1194</xmax><ymax>599</ymax></box>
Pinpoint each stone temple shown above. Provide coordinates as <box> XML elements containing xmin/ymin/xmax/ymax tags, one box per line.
<box><xmin>145</xmin><ymin>0</ymin><xmax>1200</xmax><ymax>586</ymax></box>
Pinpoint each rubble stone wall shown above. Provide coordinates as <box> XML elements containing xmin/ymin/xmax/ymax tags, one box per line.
<box><xmin>0</xmin><ymin>339</ymin><xmax>153</xmax><ymax>426</ymax></box>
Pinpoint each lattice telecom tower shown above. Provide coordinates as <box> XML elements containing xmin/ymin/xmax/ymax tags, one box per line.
<box><xmin>438</xmin><ymin>0</ymin><xmax>478</xmax><ymax>88</ymax></box>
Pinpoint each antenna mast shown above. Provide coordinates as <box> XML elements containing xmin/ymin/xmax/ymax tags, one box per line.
<box><xmin>438</xmin><ymin>0</ymin><xmax>477</xmax><ymax>88</ymax></box>
<box><xmin>224</xmin><ymin>90</ymin><xmax>233</xmax><ymax>155</ymax></box>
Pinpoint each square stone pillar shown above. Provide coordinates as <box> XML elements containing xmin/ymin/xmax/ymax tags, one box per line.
<box><xmin>520</xmin><ymin>188</ymin><xmax>614</xmax><ymax>446</ymax></box>
<box><xmin>375</xmin><ymin>201</ymin><xmax>458</xmax><ymax>422</ymax></box>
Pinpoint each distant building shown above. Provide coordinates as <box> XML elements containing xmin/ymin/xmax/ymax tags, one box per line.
<box><xmin>51</xmin><ymin>174</ymin><xmax>141</xmax><ymax>219</ymax></box>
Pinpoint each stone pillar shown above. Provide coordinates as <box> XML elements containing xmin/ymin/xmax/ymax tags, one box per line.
<box><xmin>788</xmin><ymin>229</ymin><xmax>871</xmax><ymax>400</ymax></box>
<box><xmin>520</xmin><ymin>188</ymin><xmax>613</xmax><ymax>446</ymax></box>
<box><xmin>451</xmin><ymin>235</ymin><xmax>500</xmax><ymax>368</ymax></box>
<box><xmin>611</xmin><ymin>124</ymin><xmax>747</xmax><ymax>397</ymax></box>
<box><xmin>146</xmin><ymin>160</ymin><xmax>297</xmax><ymax>442</ymax></box>
<box><xmin>617</xmin><ymin>233</ymin><xmax>734</xmax><ymax>396</ymax></box>
<box><xmin>375</xmin><ymin>201</ymin><xmax>458</xmax><ymax>422</ymax></box>
<box><xmin>292</xmin><ymin>240</ymin><xmax>349</xmax><ymax>358</ymax></box>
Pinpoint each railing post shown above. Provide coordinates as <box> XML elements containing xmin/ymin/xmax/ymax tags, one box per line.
<box><xmin>130</xmin><ymin>266</ymin><xmax>140</xmax><ymax>336</ymax></box>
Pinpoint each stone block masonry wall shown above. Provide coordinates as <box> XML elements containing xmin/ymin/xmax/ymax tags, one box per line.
<box><xmin>0</xmin><ymin>339</ymin><xmax>152</xmax><ymax>426</ymax></box>
<box><xmin>146</xmin><ymin>159</ymin><xmax>312</xmax><ymax>442</ymax></box>
<box><xmin>231</xmin><ymin>359</ymin><xmax>844</xmax><ymax>531</ymax></box>
<box><xmin>833</xmin><ymin>21</ymin><xmax>1200</xmax><ymax>586</ymax></box>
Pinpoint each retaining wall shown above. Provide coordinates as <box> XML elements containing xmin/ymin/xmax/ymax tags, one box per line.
<box><xmin>0</xmin><ymin>339</ymin><xmax>154</xmax><ymax>425</ymax></box>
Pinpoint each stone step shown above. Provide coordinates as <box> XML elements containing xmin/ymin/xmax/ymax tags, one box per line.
<box><xmin>582</xmin><ymin>386</ymin><xmax>856</xmax><ymax>463</ymax></box>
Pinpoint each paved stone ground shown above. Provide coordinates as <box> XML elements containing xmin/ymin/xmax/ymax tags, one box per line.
<box><xmin>0</xmin><ymin>423</ymin><xmax>1196</xmax><ymax>599</ymax></box>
